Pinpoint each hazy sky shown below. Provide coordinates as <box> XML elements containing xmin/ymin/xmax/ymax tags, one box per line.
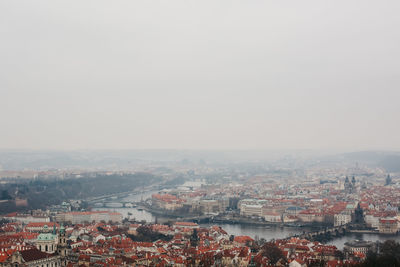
<box><xmin>1</xmin><ymin>1</ymin><xmax>399</xmax><ymax>151</ymax></box>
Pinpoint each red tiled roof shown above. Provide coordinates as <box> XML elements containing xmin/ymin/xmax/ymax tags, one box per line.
<box><xmin>26</xmin><ymin>222</ymin><xmax>59</xmax><ymax>228</ymax></box>
<box><xmin>174</xmin><ymin>222</ymin><xmax>198</xmax><ymax>227</ymax></box>
<box><xmin>234</xmin><ymin>236</ymin><xmax>254</xmax><ymax>243</ymax></box>
<box><xmin>20</xmin><ymin>248</ymin><xmax>55</xmax><ymax>262</ymax></box>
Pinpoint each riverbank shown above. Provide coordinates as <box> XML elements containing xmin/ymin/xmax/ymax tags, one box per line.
<box><xmin>141</xmin><ymin>204</ymin><xmax>329</xmax><ymax>229</ymax></box>
<box><xmin>95</xmin><ymin>206</ymin><xmax>400</xmax><ymax>250</ymax></box>
<box><xmin>348</xmin><ymin>229</ymin><xmax>380</xmax><ymax>234</ymax></box>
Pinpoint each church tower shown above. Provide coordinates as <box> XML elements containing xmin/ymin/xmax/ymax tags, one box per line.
<box><xmin>57</xmin><ymin>223</ymin><xmax>68</xmax><ymax>266</ymax></box>
<box><xmin>344</xmin><ymin>176</ymin><xmax>351</xmax><ymax>193</ymax></box>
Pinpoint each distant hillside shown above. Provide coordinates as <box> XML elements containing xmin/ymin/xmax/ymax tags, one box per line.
<box><xmin>336</xmin><ymin>151</ymin><xmax>400</xmax><ymax>172</ymax></box>
<box><xmin>0</xmin><ymin>173</ymin><xmax>160</xmax><ymax>214</ymax></box>
<box><xmin>379</xmin><ymin>155</ymin><xmax>400</xmax><ymax>172</ymax></box>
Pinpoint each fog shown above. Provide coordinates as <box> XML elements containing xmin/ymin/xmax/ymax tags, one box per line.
<box><xmin>1</xmin><ymin>1</ymin><xmax>399</xmax><ymax>150</ymax></box>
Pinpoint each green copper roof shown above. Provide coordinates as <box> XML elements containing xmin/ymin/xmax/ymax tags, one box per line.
<box><xmin>37</xmin><ymin>233</ymin><xmax>57</xmax><ymax>241</ymax></box>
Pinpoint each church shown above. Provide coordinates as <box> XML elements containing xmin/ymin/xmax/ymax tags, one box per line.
<box><xmin>1</xmin><ymin>224</ymin><xmax>68</xmax><ymax>267</ymax></box>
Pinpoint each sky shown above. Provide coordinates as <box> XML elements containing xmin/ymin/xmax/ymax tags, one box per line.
<box><xmin>0</xmin><ymin>0</ymin><xmax>400</xmax><ymax>151</ymax></box>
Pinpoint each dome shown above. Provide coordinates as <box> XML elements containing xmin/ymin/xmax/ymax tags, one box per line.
<box><xmin>37</xmin><ymin>233</ymin><xmax>56</xmax><ymax>241</ymax></box>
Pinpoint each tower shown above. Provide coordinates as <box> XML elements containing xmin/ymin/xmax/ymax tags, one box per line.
<box><xmin>344</xmin><ymin>176</ymin><xmax>351</xmax><ymax>193</ymax></box>
<box><xmin>190</xmin><ymin>228</ymin><xmax>199</xmax><ymax>247</ymax></box>
<box><xmin>248</xmin><ymin>255</ymin><xmax>256</xmax><ymax>267</ymax></box>
<box><xmin>385</xmin><ymin>174</ymin><xmax>392</xmax><ymax>186</ymax></box>
<box><xmin>57</xmin><ymin>223</ymin><xmax>68</xmax><ymax>266</ymax></box>
<box><xmin>353</xmin><ymin>203</ymin><xmax>364</xmax><ymax>224</ymax></box>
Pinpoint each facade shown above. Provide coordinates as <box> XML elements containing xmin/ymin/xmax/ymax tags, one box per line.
<box><xmin>26</xmin><ymin>222</ymin><xmax>60</xmax><ymax>233</ymax></box>
<box><xmin>378</xmin><ymin>218</ymin><xmax>398</xmax><ymax>234</ymax></box>
<box><xmin>364</xmin><ymin>213</ymin><xmax>380</xmax><ymax>228</ymax></box>
<box><xmin>263</xmin><ymin>212</ymin><xmax>282</xmax><ymax>222</ymax></box>
<box><xmin>344</xmin><ymin>240</ymin><xmax>375</xmax><ymax>254</ymax></box>
<box><xmin>35</xmin><ymin>233</ymin><xmax>58</xmax><ymax>253</ymax></box>
<box><xmin>240</xmin><ymin>204</ymin><xmax>263</xmax><ymax>217</ymax></box>
<box><xmin>286</xmin><ymin>206</ymin><xmax>305</xmax><ymax>216</ymax></box>
<box><xmin>174</xmin><ymin>222</ymin><xmax>199</xmax><ymax>229</ymax></box>
<box><xmin>3</xmin><ymin>213</ymin><xmax>50</xmax><ymax>224</ymax></box>
<box><xmin>334</xmin><ymin>213</ymin><xmax>351</xmax><ymax>227</ymax></box>
<box><xmin>298</xmin><ymin>210</ymin><xmax>324</xmax><ymax>223</ymax></box>
<box><xmin>196</xmin><ymin>199</ymin><xmax>228</xmax><ymax>215</ymax></box>
<box><xmin>56</xmin><ymin>211</ymin><xmax>122</xmax><ymax>224</ymax></box>
<box><xmin>2</xmin><ymin>248</ymin><xmax>61</xmax><ymax>267</ymax></box>
<box><xmin>151</xmin><ymin>194</ymin><xmax>184</xmax><ymax>210</ymax></box>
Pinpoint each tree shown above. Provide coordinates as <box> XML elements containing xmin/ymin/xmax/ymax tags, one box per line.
<box><xmin>334</xmin><ymin>250</ymin><xmax>345</xmax><ymax>261</ymax></box>
<box><xmin>1</xmin><ymin>190</ymin><xmax>12</xmax><ymax>200</ymax></box>
<box><xmin>362</xmin><ymin>240</ymin><xmax>400</xmax><ymax>267</ymax></box>
<box><xmin>260</xmin><ymin>242</ymin><xmax>287</xmax><ymax>265</ymax></box>
<box><xmin>308</xmin><ymin>259</ymin><xmax>326</xmax><ymax>267</ymax></box>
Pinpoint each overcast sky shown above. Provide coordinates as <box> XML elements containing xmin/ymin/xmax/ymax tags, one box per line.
<box><xmin>0</xmin><ymin>1</ymin><xmax>399</xmax><ymax>151</ymax></box>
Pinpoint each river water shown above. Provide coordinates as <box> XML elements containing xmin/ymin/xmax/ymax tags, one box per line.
<box><xmin>93</xmin><ymin>192</ymin><xmax>400</xmax><ymax>249</ymax></box>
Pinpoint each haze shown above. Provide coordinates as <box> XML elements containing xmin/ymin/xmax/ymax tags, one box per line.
<box><xmin>1</xmin><ymin>0</ymin><xmax>400</xmax><ymax>151</ymax></box>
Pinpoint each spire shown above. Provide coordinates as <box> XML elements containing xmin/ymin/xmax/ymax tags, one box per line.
<box><xmin>60</xmin><ymin>222</ymin><xmax>65</xmax><ymax>234</ymax></box>
<box><xmin>248</xmin><ymin>255</ymin><xmax>256</xmax><ymax>267</ymax></box>
<box><xmin>53</xmin><ymin>222</ymin><xmax>57</xmax><ymax>235</ymax></box>
<box><xmin>385</xmin><ymin>174</ymin><xmax>392</xmax><ymax>186</ymax></box>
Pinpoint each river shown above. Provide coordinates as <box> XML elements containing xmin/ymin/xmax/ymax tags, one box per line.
<box><xmin>94</xmin><ymin>192</ymin><xmax>400</xmax><ymax>249</ymax></box>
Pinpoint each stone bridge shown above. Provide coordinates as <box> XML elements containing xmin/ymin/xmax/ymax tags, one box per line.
<box><xmin>94</xmin><ymin>201</ymin><xmax>142</xmax><ymax>208</ymax></box>
<box><xmin>289</xmin><ymin>224</ymin><xmax>349</xmax><ymax>241</ymax></box>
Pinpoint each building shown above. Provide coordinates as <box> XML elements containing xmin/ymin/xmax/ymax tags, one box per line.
<box><xmin>334</xmin><ymin>213</ymin><xmax>351</xmax><ymax>227</ymax></box>
<box><xmin>364</xmin><ymin>212</ymin><xmax>381</xmax><ymax>229</ymax></box>
<box><xmin>285</xmin><ymin>206</ymin><xmax>305</xmax><ymax>216</ymax></box>
<box><xmin>263</xmin><ymin>212</ymin><xmax>282</xmax><ymax>222</ymax></box>
<box><xmin>57</xmin><ymin>224</ymin><xmax>68</xmax><ymax>266</ymax></box>
<box><xmin>174</xmin><ymin>222</ymin><xmax>199</xmax><ymax>229</ymax></box>
<box><xmin>151</xmin><ymin>194</ymin><xmax>184</xmax><ymax>210</ymax></box>
<box><xmin>378</xmin><ymin>218</ymin><xmax>398</xmax><ymax>234</ymax></box>
<box><xmin>298</xmin><ymin>210</ymin><xmax>324</xmax><ymax>223</ymax></box>
<box><xmin>2</xmin><ymin>213</ymin><xmax>50</xmax><ymax>224</ymax></box>
<box><xmin>2</xmin><ymin>248</ymin><xmax>61</xmax><ymax>267</ymax></box>
<box><xmin>196</xmin><ymin>199</ymin><xmax>228</xmax><ymax>215</ymax></box>
<box><xmin>55</xmin><ymin>211</ymin><xmax>122</xmax><ymax>224</ymax></box>
<box><xmin>344</xmin><ymin>240</ymin><xmax>375</xmax><ymax>254</ymax></box>
<box><xmin>240</xmin><ymin>204</ymin><xmax>263</xmax><ymax>217</ymax></box>
<box><xmin>25</xmin><ymin>222</ymin><xmax>59</xmax><ymax>233</ymax></box>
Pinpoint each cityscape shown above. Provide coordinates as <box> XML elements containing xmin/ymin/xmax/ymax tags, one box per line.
<box><xmin>1</xmin><ymin>150</ymin><xmax>400</xmax><ymax>266</ymax></box>
<box><xmin>2</xmin><ymin>0</ymin><xmax>400</xmax><ymax>266</ymax></box>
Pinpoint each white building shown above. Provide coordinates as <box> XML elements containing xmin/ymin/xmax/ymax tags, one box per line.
<box><xmin>264</xmin><ymin>212</ymin><xmax>282</xmax><ymax>222</ymax></box>
<box><xmin>240</xmin><ymin>204</ymin><xmax>263</xmax><ymax>217</ymax></box>
<box><xmin>334</xmin><ymin>213</ymin><xmax>351</xmax><ymax>227</ymax></box>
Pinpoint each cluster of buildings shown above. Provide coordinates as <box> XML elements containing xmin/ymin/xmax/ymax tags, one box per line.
<box><xmin>0</xmin><ymin>217</ymin><xmax>364</xmax><ymax>267</ymax></box>
<box><xmin>150</xmin><ymin>173</ymin><xmax>400</xmax><ymax>234</ymax></box>
<box><xmin>0</xmin><ymin>165</ymin><xmax>399</xmax><ymax>266</ymax></box>
<box><xmin>55</xmin><ymin>211</ymin><xmax>123</xmax><ymax>225</ymax></box>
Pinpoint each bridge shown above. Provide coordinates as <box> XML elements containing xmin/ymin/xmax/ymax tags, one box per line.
<box><xmin>87</xmin><ymin>189</ymin><xmax>152</xmax><ymax>208</ymax></box>
<box><xmin>288</xmin><ymin>224</ymin><xmax>349</xmax><ymax>241</ymax></box>
<box><xmin>86</xmin><ymin>191</ymin><xmax>139</xmax><ymax>204</ymax></box>
<box><xmin>93</xmin><ymin>201</ymin><xmax>141</xmax><ymax>208</ymax></box>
